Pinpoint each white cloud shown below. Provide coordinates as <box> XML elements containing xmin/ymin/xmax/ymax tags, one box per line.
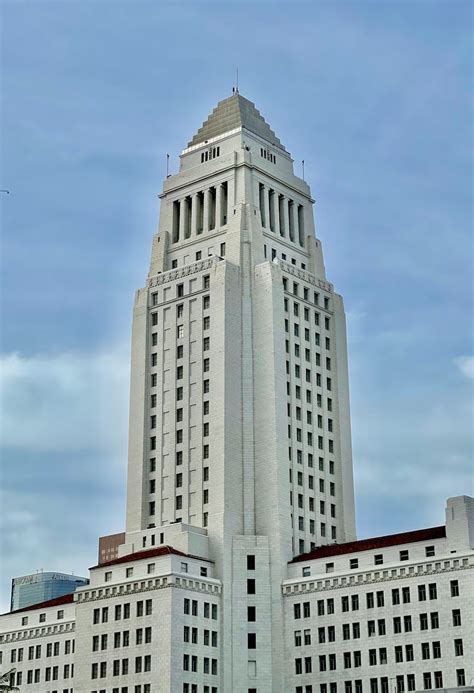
<box><xmin>0</xmin><ymin>347</ymin><xmax>131</xmax><ymax>611</ymax></box>
<box><xmin>0</xmin><ymin>347</ymin><xmax>130</xmax><ymax>454</ymax></box>
<box><xmin>455</xmin><ymin>356</ymin><xmax>474</xmax><ymax>380</ymax></box>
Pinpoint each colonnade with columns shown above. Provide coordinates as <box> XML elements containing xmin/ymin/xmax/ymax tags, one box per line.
<box><xmin>258</xmin><ymin>182</ymin><xmax>305</xmax><ymax>247</ymax></box>
<box><xmin>172</xmin><ymin>182</ymin><xmax>229</xmax><ymax>243</ymax></box>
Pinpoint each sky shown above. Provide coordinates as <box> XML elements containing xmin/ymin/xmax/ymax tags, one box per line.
<box><xmin>0</xmin><ymin>0</ymin><xmax>472</xmax><ymax>613</ymax></box>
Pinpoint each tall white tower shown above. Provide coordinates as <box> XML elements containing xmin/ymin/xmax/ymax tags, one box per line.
<box><xmin>124</xmin><ymin>92</ymin><xmax>356</xmax><ymax>691</ymax></box>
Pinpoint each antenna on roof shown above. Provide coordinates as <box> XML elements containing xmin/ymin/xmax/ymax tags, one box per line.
<box><xmin>302</xmin><ymin>159</ymin><xmax>305</xmax><ymax>181</ymax></box>
<box><xmin>166</xmin><ymin>153</ymin><xmax>170</xmax><ymax>178</ymax></box>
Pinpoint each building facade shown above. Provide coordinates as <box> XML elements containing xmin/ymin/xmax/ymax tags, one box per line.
<box><xmin>0</xmin><ymin>93</ymin><xmax>472</xmax><ymax>692</ymax></box>
<box><xmin>10</xmin><ymin>573</ymin><xmax>89</xmax><ymax>612</ymax></box>
<box><xmin>98</xmin><ymin>534</ymin><xmax>126</xmax><ymax>566</ymax></box>
<box><xmin>284</xmin><ymin>496</ymin><xmax>474</xmax><ymax>693</ymax></box>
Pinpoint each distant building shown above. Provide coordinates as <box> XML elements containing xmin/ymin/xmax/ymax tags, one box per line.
<box><xmin>10</xmin><ymin>572</ymin><xmax>88</xmax><ymax>612</ymax></box>
<box><xmin>98</xmin><ymin>531</ymin><xmax>126</xmax><ymax>565</ymax></box>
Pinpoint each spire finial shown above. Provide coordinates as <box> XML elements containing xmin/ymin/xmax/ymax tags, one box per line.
<box><xmin>235</xmin><ymin>67</ymin><xmax>239</xmax><ymax>94</ymax></box>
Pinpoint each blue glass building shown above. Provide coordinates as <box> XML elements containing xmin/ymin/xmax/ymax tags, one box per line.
<box><xmin>10</xmin><ymin>572</ymin><xmax>89</xmax><ymax>611</ymax></box>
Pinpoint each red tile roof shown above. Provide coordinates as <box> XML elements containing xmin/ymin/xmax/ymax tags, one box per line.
<box><xmin>8</xmin><ymin>592</ymin><xmax>75</xmax><ymax>615</ymax></box>
<box><xmin>291</xmin><ymin>525</ymin><xmax>446</xmax><ymax>563</ymax></box>
<box><xmin>89</xmin><ymin>544</ymin><xmax>212</xmax><ymax>570</ymax></box>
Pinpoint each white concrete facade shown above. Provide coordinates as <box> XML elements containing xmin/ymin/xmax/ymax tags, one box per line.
<box><xmin>122</xmin><ymin>92</ymin><xmax>357</xmax><ymax>692</ymax></box>
<box><xmin>284</xmin><ymin>496</ymin><xmax>474</xmax><ymax>693</ymax></box>
<box><xmin>1</xmin><ymin>94</ymin><xmax>472</xmax><ymax>693</ymax></box>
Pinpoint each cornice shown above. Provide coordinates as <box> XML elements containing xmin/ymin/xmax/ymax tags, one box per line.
<box><xmin>283</xmin><ymin>556</ymin><xmax>473</xmax><ymax>597</ymax></box>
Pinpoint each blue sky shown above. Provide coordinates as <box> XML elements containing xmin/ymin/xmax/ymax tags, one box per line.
<box><xmin>0</xmin><ymin>0</ymin><xmax>472</xmax><ymax>612</ymax></box>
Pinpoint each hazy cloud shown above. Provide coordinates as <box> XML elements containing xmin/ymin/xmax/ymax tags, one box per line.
<box><xmin>1</xmin><ymin>348</ymin><xmax>130</xmax><ymax>453</ymax></box>
<box><xmin>0</xmin><ymin>348</ymin><xmax>130</xmax><ymax>611</ymax></box>
<box><xmin>455</xmin><ymin>356</ymin><xmax>474</xmax><ymax>380</ymax></box>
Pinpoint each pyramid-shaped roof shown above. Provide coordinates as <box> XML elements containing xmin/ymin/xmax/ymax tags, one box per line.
<box><xmin>188</xmin><ymin>93</ymin><xmax>287</xmax><ymax>152</ymax></box>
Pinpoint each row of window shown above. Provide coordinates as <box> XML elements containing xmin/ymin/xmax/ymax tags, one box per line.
<box><xmin>184</xmin><ymin>599</ymin><xmax>218</xmax><ymax>619</ymax></box>
<box><xmin>91</xmin><ymin>656</ymin><xmax>151</xmax><ymax>678</ymax></box>
<box><xmin>200</xmin><ymin>146</ymin><xmax>220</xmax><ymax>163</ymax></box>
<box><xmin>264</xmin><ymin>244</ymin><xmax>306</xmax><ymax>269</ymax></box>
<box><xmin>92</xmin><ymin>601</ymin><xmax>152</xmax><ymax>624</ymax></box>
<box><xmin>292</xmin><ymin>516</ymin><xmax>336</xmax><ymax>538</ymax></box>
<box><xmin>286</xmin><ymin>344</ymin><xmax>332</xmax><ymax>371</ymax></box>
<box><xmin>260</xmin><ymin>147</ymin><xmax>276</xmax><ymax>163</ymax></box>
<box><xmin>149</xmin><ymin>294</ymin><xmax>210</xmax><ymax>336</ymax></box>
<box><xmin>150</xmin><ymin>275</ymin><xmax>210</xmax><ymax>307</ymax></box>
<box><xmin>296</xmin><ymin>638</ymin><xmax>464</xmax><ymax>672</ymax></box>
<box><xmin>92</xmin><ymin>687</ymin><xmax>150</xmax><ymax>693</ymax></box>
<box><xmin>290</xmin><ymin>451</ymin><xmax>336</xmax><ymax>478</ymax></box>
<box><xmin>183</xmin><ymin>627</ymin><xmax>218</xmax><ymax>646</ymax></box>
<box><xmin>295</xmin><ymin>670</ymin><xmax>468</xmax><ymax>693</ymax></box>
<box><xmin>294</xmin><ymin>581</ymin><xmax>461</xmax><ymax>617</ymax></box>
<box><xmin>301</xmin><ymin>549</ymin><xmax>442</xmax><ymax>575</ymax></box>
<box><xmin>289</xmin><ymin>425</ymin><xmax>334</xmax><ymax>449</ymax></box>
<box><xmin>297</xmin><ymin>645</ymin><xmax>465</xmax><ymax>675</ymax></box>
<box><xmin>308</xmin><ymin>609</ymin><xmax>463</xmax><ymax>643</ymax></box>
<box><xmin>286</xmin><ymin>297</ymin><xmax>332</xmax><ymax>317</ymax></box>
<box><xmin>291</xmin><ymin>454</ymin><xmax>335</xmax><ymax>474</ymax></box>
<box><xmin>12</xmin><ymin>664</ymin><xmax>73</xmax><ymax>685</ymax></box>
<box><xmin>183</xmin><ymin>654</ymin><xmax>218</xmax><ymax>674</ymax></box>
<box><xmin>169</xmin><ymin>246</ymin><xmax>225</xmax><ymax>270</ymax></box>
<box><xmin>9</xmin><ymin>639</ymin><xmax>74</xmax><ymax>663</ymax></box>
<box><xmin>92</xmin><ymin>627</ymin><xmax>152</xmax><ymax>650</ymax></box>
<box><xmin>286</xmin><ymin>324</ymin><xmax>332</xmax><ymax>347</ymax></box>
<box><xmin>283</xmin><ymin>278</ymin><xmax>327</xmax><ymax>305</ymax></box>
<box><xmin>17</xmin><ymin>608</ymin><xmax>66</xmax><ymax>627</ymax></box>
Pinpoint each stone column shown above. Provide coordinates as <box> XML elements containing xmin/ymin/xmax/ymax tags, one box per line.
<box><xmin>282</xmin><ymin>196</ymin><xmax>289</xmax><ymax>239</ymax></box>
<box><xmin>179</xmin><ymin>198</ymin><xmax>186</xmax><ymax>241</ymax></box>
<box><xmin>298</xmin><ymin>204</ymin><xmax>305</xmax><ymax>246</ymax></box>
<box><xmin>289</xmin><ymin>201</ymin><xmax>297</xmax><ymax>243</ymax></box>
<box><xmin>272</xmin><ymin>191</ymin><xmax>280</xmax><ymax>236</ymax></box>
<box><xmin>215</xmin><ymin>183</ymin><xmax>222</xmax><ymax>229</ymax></box>
<box><xmin>263</xmin><ymin>186</ymin><xmax>270</xmax><ymax>230</ymax></box>
<box><xmin>190</xmin><ymin>193</ymin><xmax>199</xmax><ymax>237</ymax></box>
<box><xmin>203</xmin><ymin>189</ymin><xmax>210</xmax><ymax>233</ymax></box>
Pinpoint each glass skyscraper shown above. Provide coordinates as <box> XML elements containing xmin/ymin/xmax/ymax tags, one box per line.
<box><xmin>10</xmin><ymin>571</ymin><xmax>89</xmax><ymax>611</ymax></box>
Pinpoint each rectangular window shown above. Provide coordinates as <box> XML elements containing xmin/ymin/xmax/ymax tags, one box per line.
<box><xmin>454</xmin><ymin>638</ymin><xmax>463</xmax><ymax>656</ymax></box>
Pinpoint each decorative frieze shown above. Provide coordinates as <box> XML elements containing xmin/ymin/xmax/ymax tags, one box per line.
<box><xmin>148</xmin><ymin>256</ymin><xmax>221</xmax><ymax>288</ymax></box>
<box><xmin>277</xmin><ymin>257</ymin><xmax>333</xmax><ymax>293</ymax></box>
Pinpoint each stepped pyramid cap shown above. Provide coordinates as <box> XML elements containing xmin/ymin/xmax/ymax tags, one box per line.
<box><xmin>188</xmin><ymin>92</ymin><xmax>287</xmax><ymax>152</ymax></box>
